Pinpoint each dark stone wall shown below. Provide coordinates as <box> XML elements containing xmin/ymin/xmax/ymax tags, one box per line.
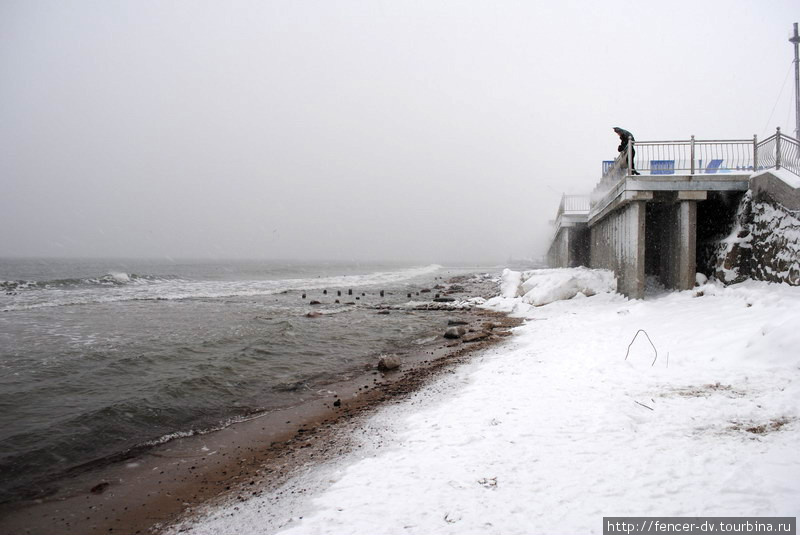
<box><xmin>713</xmin><ymin>191</ymin><xmax>800</xmax><ymax>285</ymax></box>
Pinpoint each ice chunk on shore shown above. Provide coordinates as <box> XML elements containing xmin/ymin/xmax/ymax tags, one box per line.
<box><xmin>519</xmin><ymin>267</ymin><xmax>616</xmax><ymax>306</ymax></box>
<box><xmin>499</xmin><ymin>268</ymin><xmax>522</xmax><ymax>297</ymax></box>
<box><xmin>496</xmin><ymin>267</ymin><xmax>616</xmax><ymax>307</ymax></box>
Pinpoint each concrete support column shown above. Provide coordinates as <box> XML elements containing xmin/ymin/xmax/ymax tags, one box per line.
<box><xmin>676</xmin><ymin>200</ymin><xmax>697</xmax><ymax>290</ymax></box>
<box><xmin>619</xmin><ymin>201</ymin><xmax>646</xmax><ymax>298</ymax></box>
<box><xmin>547</xmin><ymin>228</ymin><xmax>570</xmax><ymax>268</ymax></box>
<box><xmin>588</xmin><ymin>199</ymin><xmax>646</xmax><ymax>299</ymax></box>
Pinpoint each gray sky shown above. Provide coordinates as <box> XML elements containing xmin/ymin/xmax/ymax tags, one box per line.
<box><xmin>1</xmin><ymin>0</ymin><xmax>798</xmax><ymax>263</ymax></box>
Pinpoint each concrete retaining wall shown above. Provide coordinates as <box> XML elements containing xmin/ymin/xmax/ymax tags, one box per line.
<box><xmin>750</xmin><ymin>171</ymin><xmax>800</xmax><ymax>210</ymax></box>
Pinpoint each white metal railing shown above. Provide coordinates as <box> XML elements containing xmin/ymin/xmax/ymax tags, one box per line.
<box><xmin>551</xmin><ymin>194</ymin><xmax>590</xmax><ymax>241</ymax></box>
<box><xmin>560</xmin><ymin>194</ymin><xmax>590</xmax><ymax>214</ymax></box>
<box><xmin>634</xmin><ymin>137</ymin><xmax>756</xmax><ymax>175</ymax></box>
<box><xmin>593</xmin><ymin>128</ymin><xmax>800</xmax><ymax>204</ymax></box>
<box><xmin>757</xmin><ymin>127</ymin><xmax>800</xmax><ymax>177</ymax></box>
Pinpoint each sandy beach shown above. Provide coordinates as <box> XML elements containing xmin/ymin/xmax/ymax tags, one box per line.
<box><xmin>0</xmin><ymin>286</ymin><xmax>520</xmax><ymax>535</ymax></box>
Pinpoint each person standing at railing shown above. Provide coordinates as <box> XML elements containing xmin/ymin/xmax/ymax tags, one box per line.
<box><xmin>613</xmin><ymin>127</ymin><xmax>640</xmax><ymax>175</ymax></box>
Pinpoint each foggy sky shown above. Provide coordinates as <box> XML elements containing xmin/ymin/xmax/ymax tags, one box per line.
<box><xmin>1</xmin><ymin>0</ymin><xmax>798</xmax><ymax>264</ymax></box>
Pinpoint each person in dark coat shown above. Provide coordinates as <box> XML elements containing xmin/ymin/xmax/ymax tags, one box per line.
<box><xmin>613</xmin><ymin>127</ymin><xmax>640</xmax><ymax>175</ymax></box>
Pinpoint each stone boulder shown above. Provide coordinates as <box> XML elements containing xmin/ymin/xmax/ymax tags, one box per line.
<box><xmin>377</xmin><ymin>354</ymin><xmax>401</xmax><ymax>371</ymax></box>
<box><xmin>444</xmin><ymin>326</ymin><xmax>467</xmax><ymax>339</ymax></box>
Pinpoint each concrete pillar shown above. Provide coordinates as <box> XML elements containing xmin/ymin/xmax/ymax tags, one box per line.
<box><xmin>676</xmin><ymin>200</ymin><xmax>697</xmax><ymax>290</ymax></box>
<box><xmin>619</xmin><ymin>201</ymin><xmax>646</xmax><ymax>298</ymax></box>
<box><xmin>589</xmin><ymin>200</ymin><xmax>646</xmax><ymax>298</ymax></box>
<box><xmin>547</xmin><ymin>228</ymin><xmax>571</xmax><ymax>268</ymax></box>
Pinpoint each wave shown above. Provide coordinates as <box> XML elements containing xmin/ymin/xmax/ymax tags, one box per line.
<box><xmin>140</xmin><ymin>410</ymin><xmax>268</xmax><ymax>448</ymax></box>
<box><xmin>1</xmin><ymin>264</ymin><xmax>443</xmax><ymax>311</ymax></box>
<box><xmin>1</xmin><ymin>272</ymin><xmax>174</xmax><ymax>292</ymax></box>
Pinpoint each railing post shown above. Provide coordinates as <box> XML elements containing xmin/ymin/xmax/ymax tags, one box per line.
<box><xmin>627</xmin><ymin>140</ymin><xmax>633</xmax><ymax>176</ymax></box>
<box><xmin>776</xmin><ymin>127</ymin><xmax>782</xmax><ymax>170</ymax></box>
<box><xmin>690</xmin><ymin>135</ymin><xmax>695</xmax><ymax>174</ymax></box>
<box><xmin>752</xmin><ymin>134</ymin><xmax>758</xmax><ymax>171</ymax></box>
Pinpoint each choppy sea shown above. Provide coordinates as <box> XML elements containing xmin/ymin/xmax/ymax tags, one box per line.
<box><xmin>0</xmin><ymin>258</ymin><xmax>503</xmax><ymax>503</ymax></box>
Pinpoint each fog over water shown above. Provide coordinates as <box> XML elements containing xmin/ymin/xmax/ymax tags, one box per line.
<box><xmin>1</xmin><ymin>1</ymin><xmax>797</xmax><ymax>262</ymax></box>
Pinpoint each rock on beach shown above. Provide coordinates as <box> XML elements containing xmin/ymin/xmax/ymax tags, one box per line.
<box><xmin>377</xmin><ymin>355</ymin><xmax>401</xmax><ymax>371</ymax></box>
<box><xmin>444</xmin><ymin>326</ymin><xmax>467</xmax><ymax>339</ymax></box>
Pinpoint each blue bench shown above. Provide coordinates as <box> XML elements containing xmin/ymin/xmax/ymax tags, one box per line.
<box><xmin>705</xmin><ymin>159</ymin><xmax>723</xmax><ymax>174</ymax></box>
<box><xmin>650</xmin><ymin>160</ymin><xmax>675</xmax><ymax>175</ymax></box>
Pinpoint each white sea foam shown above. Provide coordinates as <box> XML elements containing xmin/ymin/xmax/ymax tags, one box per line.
<box><xmin>107</xmin><ymin>272</ymin><xmax>131</xmax><ymax>283</ymax></box>
<box><xmin>142</xmin><ymin>429</ymin><xmax>198</xmax><ymax>447</ymax></box>
<box><xmin>142</xmin><ymin>411</ymin><xmax>272</xmax><ymax>448</ymax></box>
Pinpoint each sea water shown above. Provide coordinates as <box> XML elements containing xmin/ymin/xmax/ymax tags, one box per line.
<box><xmin>0</xmin><ymin>258</ymin><xmax>499</xmax><ymax>503</ymax></box>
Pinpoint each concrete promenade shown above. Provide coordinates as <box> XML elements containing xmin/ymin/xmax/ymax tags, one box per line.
<box><xmin>548</xmin><ymin>130</ymin><xmax>800</xmax><ymax>298</ymax></box>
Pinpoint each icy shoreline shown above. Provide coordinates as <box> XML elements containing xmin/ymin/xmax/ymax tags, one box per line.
<box><xmin>170</xmin><ymin>269</ymin><xmax>800</xmax><ymax>535</ymax></box>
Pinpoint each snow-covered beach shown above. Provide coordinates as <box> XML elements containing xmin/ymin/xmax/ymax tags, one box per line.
<box><xmin>172</xmin><ymin>268</ymin><xmax>800</xmax><ymax>535</ymax></box>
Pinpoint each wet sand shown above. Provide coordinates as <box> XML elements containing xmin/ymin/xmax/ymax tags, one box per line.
<box><xmin>0</xmin><ymin>304</ymin><xmax>521</xmax><ymax>535</ymax></box>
